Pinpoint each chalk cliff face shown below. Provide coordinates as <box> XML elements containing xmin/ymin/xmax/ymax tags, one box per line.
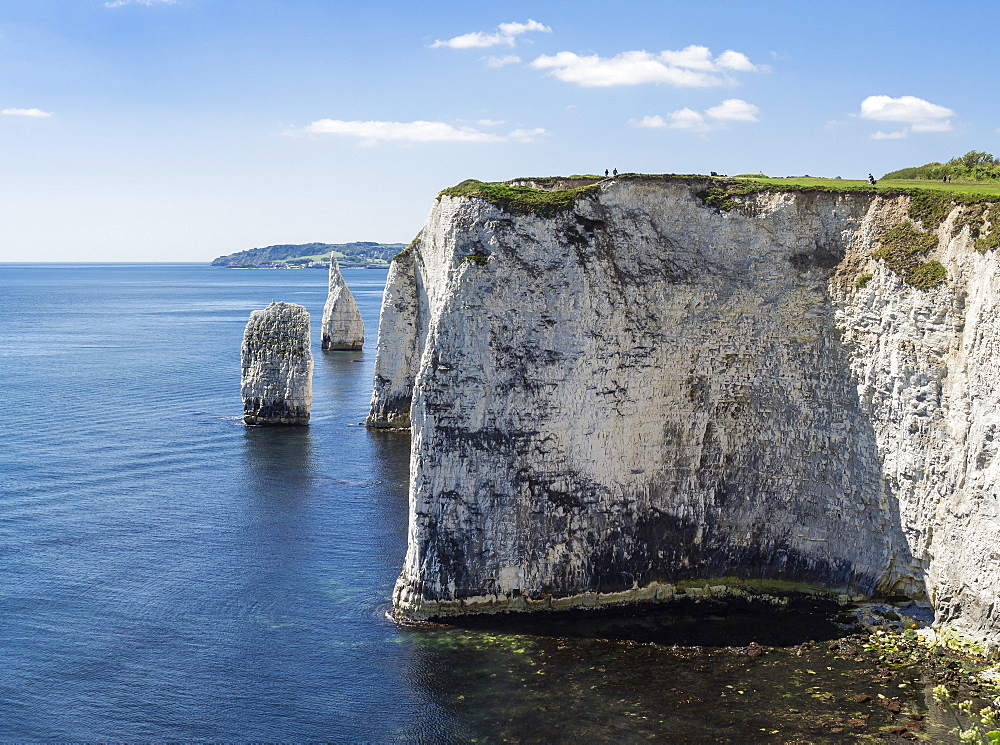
<box><xmin>242</xmin><ymin>301</ymin><xmax>313</xmax><ymax>425</ymax></box>
<box><xmin>321</xmin><ymin>255</ymin><xmax>364</xmax><ymax>351</ymax></box>
<box><xmin>368</xmin><ymin>176</ymin><xmax>1000</xmax><ymax>651</ymax></box>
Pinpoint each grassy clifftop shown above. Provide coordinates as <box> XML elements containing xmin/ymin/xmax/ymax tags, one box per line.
<box><xmin>439</xmin><ymin>178</ymin><xmax>603</xmax><ymax>218</ymax></box>
<box><xmin>439</xmin><ymin>173</ymin><xmax>1000</xmax><ymax>221</ymax></box>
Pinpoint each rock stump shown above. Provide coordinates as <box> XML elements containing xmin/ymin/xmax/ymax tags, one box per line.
<box><xmin>321</xmin><ymin>255</ymin><xmax>364</xmax><ymax>350</ymax></box>
<box><xmin>241</xmin><ymin>301</ymin><xmax>313</xmax><ymax>425</ymax></box>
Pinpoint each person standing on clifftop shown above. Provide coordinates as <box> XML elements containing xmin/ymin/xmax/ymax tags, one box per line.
<box><xmin>613</xmin><ymin>168</ymin><xmax>618</xmax><ymax>176</ymax></box>
<box><xmin>605</xmin><ymin>169</ymin><xmax>609</xmax><ymax>177</ymax></box>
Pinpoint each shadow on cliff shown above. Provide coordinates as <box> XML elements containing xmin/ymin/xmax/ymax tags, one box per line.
<box><xmin>559</xmin><ymin>222</ymin><xmax>925</xmax><ymax>602</ymax></box>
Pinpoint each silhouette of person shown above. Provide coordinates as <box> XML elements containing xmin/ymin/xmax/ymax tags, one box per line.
<box><xmin>605</xmin><ymin>169</ymin><xmax>609</xmax><ymax>177</ymax></box>
<box><xmin>613</xmin><ymin>168</ymin><xmax>618</xmax><ymax>176</ymax></box>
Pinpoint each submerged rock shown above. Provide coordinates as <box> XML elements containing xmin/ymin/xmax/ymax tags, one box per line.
<box><xmin>321</xmin><ymin>254</ymin><xmax>364</xmax><ymax>351</ymax></box>
<box><xmin>241</xmin><ymin>301</ymin><xmax>312</xmax><ymax>425</ymax></box>
<box><xmin>369</xmin><ymin>175</ymin><xmax>1000</xmax><ymax>653</ymax></box>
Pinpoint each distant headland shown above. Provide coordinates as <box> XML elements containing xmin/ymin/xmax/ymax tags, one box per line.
<box><xmin>211</xmin><ymin>241</ymin><xmax>406</xmax><ymax>269</ymax></box>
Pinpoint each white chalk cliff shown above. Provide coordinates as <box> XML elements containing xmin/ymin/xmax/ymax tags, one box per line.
<box><xmin>242</xmin><ymin>301</ymin><xmax>313</xmax><ymax>425</ymax></box>
<box><xmin>321</xmin><ymin>254</ymin><xmax>364</xmax><ymax>351</ymax></box>
<box><xmin>368</xmin><ymin>176</ymin><xmax>1000</xmax><ymax>652</ymax></box>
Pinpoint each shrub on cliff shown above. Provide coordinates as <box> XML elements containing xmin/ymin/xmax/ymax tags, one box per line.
<box><xmin>873</xmin><ymin>223</ymin><xmax>947</xmax><ymax>290</ymax></box>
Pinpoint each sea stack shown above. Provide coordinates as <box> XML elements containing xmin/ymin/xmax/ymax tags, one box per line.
<box><xmin>321</xmin><ymin>254</ymin><xmax>364</xmax><ymax>350</ymax></box>
<box><xmin>241</xmin><ymin>301</ymin><xmax>313</xmax><ymax>426</ymax></box>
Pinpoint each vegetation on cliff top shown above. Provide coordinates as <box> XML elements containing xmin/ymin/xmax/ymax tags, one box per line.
<box><xmin>437</xmin><ymin>175</ymin><xmax>998</xmax><ymax>288</ymax></box>
<box><xmin>439</xmin><ymin>178</ymin><xmax>601</xmax><ymax>217</ymax></box>
<box><xmin>441</xmin><ymin>174</ymin><xmax>1000</xmax><ymax>221</ymax></box>
<box><xmin>883</xmin><ymin>150</ymin><xmax>1000</xmax><ymax>183</ymax></box>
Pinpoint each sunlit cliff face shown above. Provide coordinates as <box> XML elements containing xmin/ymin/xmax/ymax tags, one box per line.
<box><xmin>368</xmin><ymin>177</ymin><xmax>1000</xmax><ymax>654</ymax></box>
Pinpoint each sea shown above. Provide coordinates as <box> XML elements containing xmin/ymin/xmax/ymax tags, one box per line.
<box><xmin>0</xmin><ymin>263</ymin><xmax>951</xmax><ymax>742</ymax></box>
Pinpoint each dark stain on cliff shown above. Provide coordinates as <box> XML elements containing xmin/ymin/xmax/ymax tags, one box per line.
<box><xmin>789</xmin><ymin>239</ymin><xmax>845</xmax><ymax>273</ymax></box>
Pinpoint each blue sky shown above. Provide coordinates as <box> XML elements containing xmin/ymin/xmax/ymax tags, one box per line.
<box><xmin>2</xmin><ymin>0</ymin><xmax>998</xmax><ymax>261</ymax></box>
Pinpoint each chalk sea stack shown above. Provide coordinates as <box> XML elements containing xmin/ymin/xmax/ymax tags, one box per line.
<box><xmin>241</xmin><ymin>301</ymin><xmax>313</xmax><ymax>425</ymax></box>
<box><xmin>321</xmin><ymin>254</ymin><xmax>364</xmax><ymax>351</ymax></box>
<box><xmin>369</xmin><ymin>175</ymin><xmax>1000</xmax><ymax>653</ymax></box>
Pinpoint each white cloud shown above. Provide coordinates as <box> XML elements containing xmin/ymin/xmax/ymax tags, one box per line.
<box><xmin>715</xmin><ymin>49</ymin><xmax>758</xmax><ymax>72</ymax></box>
<box><xmin>632</xmin><ymin>115</ymin><xmax>668</xmax><ymax>129</ymax></box>
<box><xmin>476</xmin><ymin>119</ymin><xmax>506</xmax><ymax>126</ymax></box>
<box><xmin>911</xmin><ymin>119</ymin><xmax>953</xmax><ymax>133</ymax></box>
<box><xmin>2</xmin><ymin>108</ymin><xmax>53</xmax><ymax>118</ymax></box>
<box><xmin>104</xmin><ymin>0</ymin><xmax>175</xmax><ymax>6</ymax></box>
<box><xmin>530</xmin><ymin>45</ymin><xmax>765</xmax><ymax>87</ymax></box>
<box><xmin>507</xmin><ymin>127</ymin><xmax>547</xmax><ymax>143</ymax></box>
<box><xmin>432</xmin><ymin>19</ymin><xmax>550</xmax><ymax>49</ymax></box>
<box><xmin>666</xmin><ymin>108</ymin><xmax>709</xmax><ymax>131</ymax></box>
<box><xmin>705</xmin><ymin>98</ymin><xmax>759</xmax><ymax>122</ymax></box>
<box><xmin>860</xmin><ymin>95</ymin><xmax>953</xmax><ymax>123</ymax></box>
<box><xmin>290</xmin><ymin>119</ymin><xmax>546</xmax><ymax>145</ymax></box>
<box><xmin>871</xmin><ymin>130</ymin><xmax>907</xmax><ymax>140</ymax></box>
<box><xmin>631</xmin><ymin>98</ymin><xmax>759</xmax><ymax>133</ymax></box>
<box><xmin>484</xmin><ymin>55</ymin><xmax>521</xmax><ymax>68</ymax></box>
<box><xmin>859</xmin><ymin>95</ymin><xmax>954</xmax><ymax>138</ymax></box>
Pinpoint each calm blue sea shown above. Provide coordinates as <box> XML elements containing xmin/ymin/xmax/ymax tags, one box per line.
<box><xmin>0</xmin><ymin>264</ymin><xmax>946</xmax><ymax>743</ymax></box>
<box><xmin>0</xmin><ymin>264</ymin><xmax>440</xmax><ymax>741</ymax></box>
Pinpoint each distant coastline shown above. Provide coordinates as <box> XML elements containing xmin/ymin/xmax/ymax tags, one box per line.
<box><xmin>211</xmin><ymin>241</ymin><xmax>406</xmax><ymax>269</ymax></box>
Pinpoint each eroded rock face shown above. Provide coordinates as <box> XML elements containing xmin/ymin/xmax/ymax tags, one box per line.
<box><xmin>321</xmin><ymin>255</ymin><xmax>364</xmax><ymax>351</ymax></box>
<box><xmin>242</xmin><ymin>301</ymin><xmax>312</xmax><ymax>425</ymax></box>
<box><xmin>370</xmin><ymin>177</ymin><xmax>1000</xmax><ymax>652</ymax></box>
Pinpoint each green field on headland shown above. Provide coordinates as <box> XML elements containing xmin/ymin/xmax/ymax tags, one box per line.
<box><xmin>737</xmin><ymin>175</ymin><xmax>1000</xmax><ymax>198</ymax></box>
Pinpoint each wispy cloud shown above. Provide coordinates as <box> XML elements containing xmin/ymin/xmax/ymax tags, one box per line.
<box><xmin>289</xmin><ymin>119</ymin><xmax>546</xmax><ymax>145</ymax></box>
<box><xmin>432</xmin><ymin>20</ymin><xmax>550</xmax><ymax>49</ymax></box>
<box><xmin>2</xmin><ymin>107</ymin><xmax>53</xmax><ymax>118</ymax></box>
<box><xmin>859</xmin><ymin>95</ymin><xmax>954</xmax><ymax>139</ymax></box>
<box><xmin>531</xmin><ymin>45</ymin><xmax>766</xmax><ymax>87</ymax></box>
<box><xmin>632</xmin><ymin>98</ymin><xmax>759</xmax><ymax>133</ymax></box>
<box><xmin>484</xmin><ymin>55</ymin><xmax>521</xmax><ymax>68</ymax></box>
<box><xmin>104</xmin><ymin>0</ymin><xmax>176</xmax><ymax>6</ymax></box>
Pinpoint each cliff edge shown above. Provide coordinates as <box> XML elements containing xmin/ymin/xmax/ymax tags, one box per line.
<box><xmin>368</xmin><ymin>175</ymin><xmax>1000</xmax><ymax>652</ymax></box>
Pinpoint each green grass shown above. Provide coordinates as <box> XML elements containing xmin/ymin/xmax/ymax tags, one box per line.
<box><xmin>735</xmin><ymin>175</ymin><xmax>1000</xmax><ymax>198</ymax></box>
<box><xmin>885</xmin><ymin>178</ymin><xmax>1000</xmax><ymax>197</ymax></box>
<box><xmin>439</xmin><ymin>178</ymin><xmax>601</xmax><ymax>218</ymax></box>
<box><xmin>975</xmin><ymin>204</ymin><xmax>1000</xmax><ymax>251</ymax></box>
<box><xmin>907</xmin><ymin>260</ymin><xmax>948</xmax><ymax>289</ymax></box>
<box><xmin>696</xmin><ymin>181</ymin><xmax>766</xmax><ymax>211</ymax></box>
<box><xmin>908</xmin><ymin>191</ymin><xmax>955</xmax><ymax>228</ymax></box>
<box><xmin>871</xmin><ymin>223</ymin><xmax>947</xmax><ymax>290</ymax></box>
<box><xmin>440</xmin><ymin>175</ymin><xmax>1000</xmax><ymax>223</ymax></box>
